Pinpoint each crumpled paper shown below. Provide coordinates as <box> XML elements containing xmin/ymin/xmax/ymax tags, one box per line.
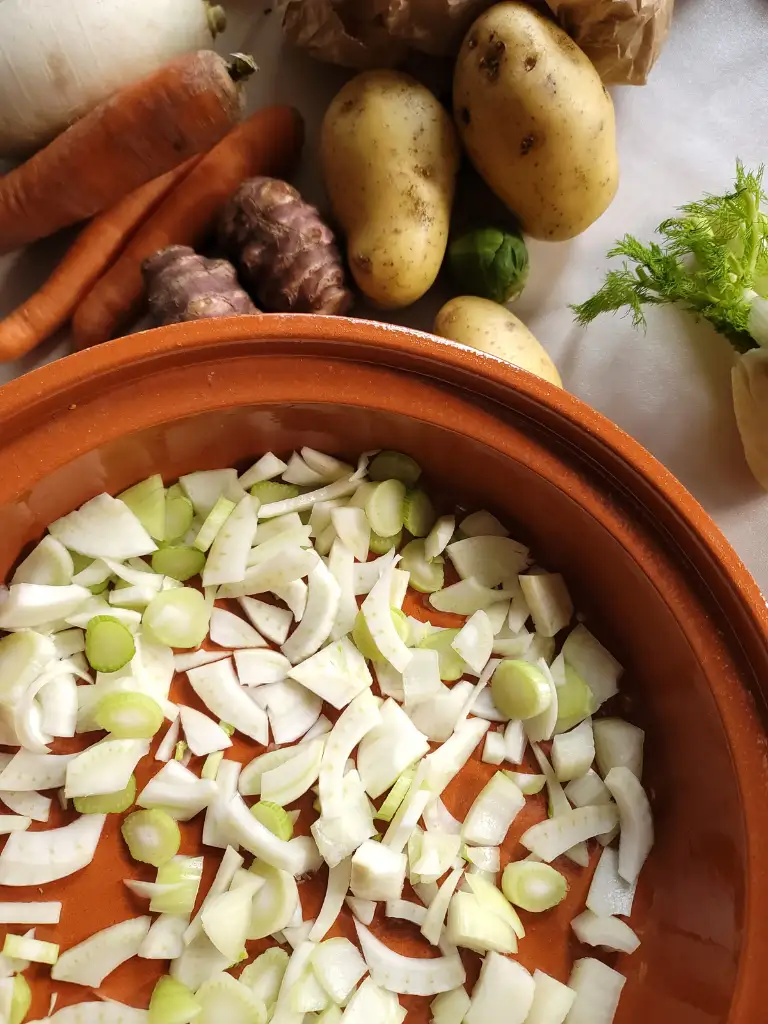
<box><xmin>282</xmin><ymin>0</ymin><xmax>674</xmax><ymax>85</ymax></box>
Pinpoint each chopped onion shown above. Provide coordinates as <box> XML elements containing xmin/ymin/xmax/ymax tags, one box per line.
<box><xmin>463</xmin><ymin>771</ymin><xmax>525</xmax><ymax>846</ymax></box>
<box><xmin>180</xmin><ymin>470</ymin><xmax>243</xmax><ymax>518</ymax></box>
<box><xmin>201</xmin><ymin>872</ymin><xmax>263</xmax><ymax>961</ymax></box>
<box><xmin>518</xmin><ymin>573</ymin><xmax>573</xmax><ymax>638</ymax></box>
<box><xmin>148</xmin><ymin>976</ymin><xmax>201</xmax><ymax>1024</ymax></box>
<box><xmin>551</xmin><ymin>719</ymin><xmax>595</xmax><ymax>782</ymax></box>
<box><xmin>587</xmin><ymin>845</ymin><xmax>637</xmax><ymax>918</ymax></box>
<box><xmin>425</xmin><ymin>515</ymin><xmax>456</xmax><ymax>560</ymax></box>
<box><xmin>52</xmin><ymin>916</ymin><xmax>150</xmax><ymax>987</ymax></box>
<box><xmin>282</xmin><ymin>559</ymin><xmax>341</xmax><ymax>664</ymax></box>
<box><xmin>138</xmin><ymin>913</ymin><xmax>189</xmax><ymax>960</ymax></box>
<box><xmin>233</xmin><ymin>648</ymin><xmax>291</xmax><ymax>689</ymax></box>
<box><xmin>309</xmin><ymin>857</ymin><xmax>353</xmax><ymax>942</ymax></box>
<box><xmin>288</xmin><ymin>636</ymin><xmax>372</xmax><ymax>710</ymax></box>
<box><xmin>248</xmin><ymin>861</ymin><xmax>300</xmax><ymax>940</ymax></box>
<box><xmin>170</xmin><ymin>931</ymin><xmax>233</xmax><ymax>992</ymax></box>
<box><xmin>64</xmin><ymin>737</ymin><xmax>149</xmax><ymax>798</ymax></box>
<box><xmin>564</xmin><ymin>769</ymin><xmax>612</xmax><ymax>808</ymax></box>
<box><xmin>261</xmin><ymin>738</ymin><xmax>324</xmax><ymax>806</ymax></box>
<box><xmin>353</xmin><ymin>920</ymin><xmax>465</xmax><ymax>996</ymax></box>
<box><xmin>520</xmin><ymin>805</ymin><xmax>619</xmax><ymax>862</ymax></box>
<box><xmin>464</xmin><ymin>952</ymin><xmax>534</xmax><ymax>1024</ymax></box>
<box><xmin>187</xmin><ymin>658</ymin><xmax>269</xmax><ymax>745</ymax></box>
<box><xmin>408</xmin><ymin>682</ymin><xmax>474</xmax><ymax>744</ymax></box>
<box><xmin>13</xmin><ymin>536</ymin><xmax>74</xmax><ymax>587</ymax></box>
<box><xmin>138</xmin><ymin>760</ymin><xmax>216</xmax><ymax>821</ymax></box>
<box><xmin>562</xmin><ymin>626</ymin><xmax>622</xmax><ymax>706</ymax></box>
<box><xmin>412</xmin><ymin>831</ymin><xmax>462</xmax><ymax>883</ymax></box>
<box><xmin>0</xmin><ymin>812</ymin><xmax>105</xmax><ymax>886</ymax></box>
<box><xmin>346</xmin><ymin>896</ymin><xmax>376</xmax><ymax>926</ymax></box>
<box><xmin>385</xmin><ymin>898</ymin><xmax>427</xmax><ymax>926</ymax></box>
<box><xmin>431</xmin><ymin>986</ymin><xmax>470</xmax><ymax>1024</ymax></box>
<box><xmin>571</xmin><ymin>909</ymin><xmax>640</xmax><ymax>954</ymax></box>
<box><xmin>604</xmin><ymin>766</ymin><xmax>653</xmax><ymax>883</ymax></box>
<box><xmin>0</xmin><ymin>630</ymin><xmax>56</xmax><ymax>704</ymax></box>
<box><xmin>422</xmin><ymin>865</ymin><xmax>464</xmax><ymax>945</ymax></box>
<box><xmin>0</xmin><ymin>902</ymin><xmax>61</xmax><ymax>925</ymax></box>
<box><xmin>195</xmin><ymin>971</ymin><xmax>270</xmax><ymax>1024</ymax></box>
<box><xmin>223</xmin><ymin>793</ymin><xmax>304</xmax><ymax>874</ymax></box>
<box><xmin>49</xmin><ymin>493</ymin><xmax>156</xmax><ymax>561</ymax></box>
<box><xmin>594</xmin><ymin>718</ymin><xmax>644</xmax><ymax>780</ymax></box>
<box><xmin>565</xmin><ymin>957</ymin><xmax>626</xmax><ymax>1024</ymax></box>
<box><xmin>422</xmin><ymin>797</ymin><xmax>462</xmax><ymax>836</ymax></box>
<box><xmin>351</xmin><ymin>840</ymin><xmax>406</xmax><ymax>902</ymax></box>
<box><xmin>523</xmin><ymin>970</ymin><xmax>576</xmax><ymax>1024</ymax></box>
<box><xmin>202</xmin><ymin>759</ymin><xmax>241</xmax><ymax>849</ymax></box>
<box><xmin>239</xmin><ymin>947</ymin><xmax>290</xmax><ymax>1010</ymax></box>
<box><xmin>482</xmin><ymin>731</ymin><xmax>506</xmax><ymax>765</ymax></box>
<box><xmin>462</xmin><ymin>845</ymin><xmax>500</xmax><ymax>874</ymax></box>
<box><xmin>270</xmin><ymin>940</ymin><xmax>317</xmax><ymax>1024</ymax></box>
<box><xmin>318</xmin><ymin>690</ymin><xmax>381</xmax><ymax>818</ymax></box>
<box><xmin>446</xmin><ymin>891</ymin><xmax>517</xmax><ymax>954</ymax></box>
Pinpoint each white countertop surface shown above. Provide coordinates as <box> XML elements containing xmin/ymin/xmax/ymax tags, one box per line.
<box><xmin>2</xmin><ymin>0</ymin><xmax>767</xmax><ymax>590</ymax></box>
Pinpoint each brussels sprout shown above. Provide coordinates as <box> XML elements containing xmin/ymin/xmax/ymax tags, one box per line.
<box><xmin>449</xmin><ymin>227</ymin><xmax>529</xmax><ymax>304</ymax></box>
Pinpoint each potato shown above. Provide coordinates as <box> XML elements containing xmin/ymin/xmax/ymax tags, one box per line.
<box><xmin>453</xmin><ymin>2</ymin><xmax>618</xmax><ymax>241</ymax></box>
<box><xmin>434</xmin><ymin>296</ymin><xmax>562</xmax><ymax>387</ymax></box>
<box><xmin>321</xmin><ymin>70</ymin><xmax>460</xmax><ymax>309</ymax></box>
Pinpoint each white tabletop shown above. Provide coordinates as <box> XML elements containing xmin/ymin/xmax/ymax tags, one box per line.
<box><xmin>3</xmin><ymin>0</ymin><xmax>767</xmax><ymax>591</ymax></box>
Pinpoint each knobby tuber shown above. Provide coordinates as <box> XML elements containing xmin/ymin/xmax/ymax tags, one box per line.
<box><xmin>143</xmin><ymin>245</ymin><xmax>257</xmax><ymax>326</ymax></box>
<box><xmin>218</xmin><ymin>177</ymin><xmax>352</xmax><ymax>315</ymax></box>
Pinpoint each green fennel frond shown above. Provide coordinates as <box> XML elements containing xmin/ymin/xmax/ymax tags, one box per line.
<box><xmin>571</xmin><ymin>161</ymin><xmax>766</xmax><ymax>349</ymax></box>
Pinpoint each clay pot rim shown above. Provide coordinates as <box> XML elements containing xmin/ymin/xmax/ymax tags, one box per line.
<box><xmin>4</xmin><ymin>312</ymin><xmax>765</xmax><ymax>638</ymax></box>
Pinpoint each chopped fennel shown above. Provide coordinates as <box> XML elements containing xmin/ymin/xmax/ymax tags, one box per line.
<box><xmin>482</xmin><ymin>730</ymin><xmax>506</xmax><ymax>765</ymax></box>
<box><xmin>202</xmin><ymin>872</ymin><xmax>264</xmax><ymax>960</ymax></box>
<box><xmin>309</xmin><ymin>857</ymin><xmax>353</xmax><ymax>942</ymax></box>
<box><xmin>49</xmin><ymin>493</ymin><xmax>157</xmax><ymax>560</ymax></box>
<box><xmin>524</xmin><ymin>971</ymin><xmax>576</xmax><ymax>1024</ymax></box>
<box><xmin>431</xmin><ymin>987</ymin><xmax>471</xmax><ymax>1024</ymax></box>
<box><xmin>422</xmin><ymin>865</ymin><xmax>464</xmax><ymax>945</ymax></box>
<box><xmin>260</xmin><ymin>738</ymin><xmax>324</xmax><ymax>806</ymax></box>
<box><xmin>138</xmin><ymin>760</ymin><xmax>216</xmax><ymax>821</ymax></box>
<box><xmin>385</xmin><ymin>899</ymin><xmax>427</xmax><ymax>926</ymax></box>
<box><xmin>240</xmin><ymin>595</ymin><xmax>293</xmax><ymax>645</ymax></box>
<box><xmin>462</xmin><ymin>771</ymin><xmax>525</xmax><ymax>846</ymax></box>
<box><xmin>318</xmin><ymin>690</ymin><xmax>381</xmax><ymax>819</ymax></box>
<box><xmin>209</xmin><ymin>606</ymin><xmax>266</xmax><ymax>649</ymax></box>
<box><xmin>195</xmin><ymin>971</ymin><xmax>270</xmax><ymax>1024</ymax></box>
<box><xmin>464</xmin><ymin>952</ymin><xmax>534</xmax><ymax>1024</ymax></box>
<box><xmin>178</xmin><ymin>705</ymin><xmax>232</xmax><ymax>757</ymax></box>
<box><xmin>52</xmin><ymin>916</ymin><xmax>151</xmax><ymax>987</ymax></box>
<box><xmin>239</xmin><ymin>947</ymin><xmax>290</xmax><ymax>1009</ymax></box>
<box><xmin>604</xmin><ymin>766</ymin><xmax>654</xmax><ymax>883</ymax></box>
<box><xmin>350</xmin><ymin>840</ymin><xmax>406</xmax><ymax>902</ymax></box>
<box><xmin>446</xmin><ymin>890</ymin><xmax>517</xmax><ymax>954</ymax></box>
<box><xmin>2</xmin><ymin>934</ymin><xmax>58</xmax><ymax>965</ymax></box>
<box><xmin>551</xmin><ymin>718</ymin><xmax>595</xmax><ymax>782</ymax></box>
<box><xmin>282</xmin><ymin>559</ymin><xmax>341</xmax><ymax>664</ymax></box>
<box><xmin>138</xmin><ymin>913</ymin><xmax>189</xmax><ymax>960</ymax></box>
<box><xmin>571</xmin><ymin>909</ymin><xmax>640</xmax><ymax>954</ymax></box>
<box><xmin>565</xmin><ymin>957</ymin><xmax>626</xmax><ymax>1024</ymax></box>
<box><xmin>565</xmin><ymin>768</ymin><xmax>612</xmax><ymax>808</ymax></box>
<box><xmin>353</xmin><ymin>920</ymin><xmax>465</xmax><ymax>996</ymax></box>
<box><xmin>288</xmin><ymin>636</ymin><xmax>372</xmax><ymax>709</ymax></box>
<box><xmin>594</xmin><ymin>718</ymin><xmax>644</xmax><ymax>779</ymax></box>
<box><xmin>0</xmin><ymin>583</ymin><xmax>91</xmax><ymax>630</ymax></box>
<box><xmin>187</xmin><ymin>658</ymin><xmax>269</xmax><ymax>745</ymax></box>
<box><xmin>520</xmin><ymin>804</ymin><xmax>619</xmax><ymax>862</ymax></box>
<box><xmin>263</xmin><ymin>678</ymin><xmax>323</xmax><ymax>744</ymax></box>
<box><xmin>64</xmin><ymin>737</ymin><xmax>149</xmax><ymax>798</ymax></box>
<box><xmin>234</xmin><ymin>647</ymin><xmax>291</xmax><ymax>687</ymax></box>
<box><xmin>346</xmin><ymin>896</ymin><xmax>376</xmax><ymax>925</ymax></box>
<box><xmin>587</xmin><ymin>845</ymin><xmax>637</xmax><ymax>918</ymax></box>
<box><xmin>446</xmin><ymin>536</ymin><xmax>529</xmax><ymax>587</ymax></box>
<box><xmin>248</xmin><ymin>861</ymin><xmax>300</xmax><ymax>940</ymax></box>
<box><xmin>357</xmin><ymin>698</ymin><xmax>429</xmax><ymax>798</ymax></box>
<box><xmin>0</xmin><ymin>902</ymin><xmax>61</xmax><ymax>925</ymax></box>
<box><xmin>0</xmin><ymin>812</ymin><xmax>105</xmax><ymax>886</ymax></box>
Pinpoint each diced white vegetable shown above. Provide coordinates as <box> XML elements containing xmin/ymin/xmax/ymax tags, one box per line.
<box><xmin>261</xmin><ymin>738</ymin><xmax>324</xmax><ymax>806</ymax></box>
<box><xmin>0</xmin><ymin>902</ymin><xmax>61</xmax><ymax>924</ymax></box>
<box><xmin>0</xmin><ymin>750</ymin><xmax>74</xmax><ymax>792</ymax></box>
<box><xmin>353</xmin><ymin>920</ymin><xmax>465</xmax><ymax>996</ymax></box>
<box><xmin>49</xmin><ymin>494</ymin><xmax>156</xmax><ymax>561</ymax></box>
<box><xmin>564</xmin><ymin>769</ymin><xmax>612</xmax><ymax>808</ymax></box>
<box><xmin>179</xmin><ymin>706</ymin><xmax>232</xmax><ymax>757</ymax></box>
<box><xmin>357</xmin><ymin>698</ymin><xmax>429</xmax><ymax>800</ymax></box>
<box><xmin>409</xmin><ymin>681</ymin><xmax>475</xmax><ymax>745</ymax></box>
<box><xmin>282</xmin><ymin>559</ymin><xmax>341</xmax><ymax>664</ymax></box>
<box><xmin>202</xmin><ymin>494</ymin><xmax>258</xmax><ymax>587</ymax></box>
<box><xmin>462</xmin><ymin>845</ymin><xmax>500</xmax><ymax>874</ymax></box>
<box><xmin>37</xmin><ymin>672</ymin><xmax>78</xmax><ymax>739</ymax></box>
<box><xmin>565</xmin><ymin>958</ymin><xmax>626</xmax><ymax>1024</ymax></box>
<box><xmin>562</xmin><ymin>626</ymin><xmax>622</xmax><ymax>706</ymax></box>
<box><xmin>223</xmin><ymin>793</ymin><xmax>304</xmax><ymax>874</ymax></box>
<box><xmin>209</xmin><ymin>607</ymin><xmax>266</xmax><ymax>649</ymax></box>
<box><xmin>259</xmin><ymin>476</ymin><xmax>358</xmax><ymax>519</ymax></box>
<box><xmin>431</xmin><ymin>987</ymin><xmax>471</xmax><ymax>1024</ymax></box>
<box><xmin>218</xmin><ymin>547</ymin><xmax>318</xmax><ymax>601</ymax></box>
<box><xmin>594</xmin><ymin>718</ymin><xmax>644</xmax><ymax>779</ymax></box>
<box><xmin>451</xmin><ymin>610</ymin><xmax>493</xmax><ymax>674</ymax></box>
<box><xmin>239</xmin><ymin>596</ymin><xmax>293</xmax><ymax>645</ymax></box>
<box><xmin>422</xmin><ymin>797</ymin><xmax>462</xmax><ymax>836</ymax></box>
<box><xmin>351</xmin><ymin>841</ymin><xmax>406</xmax><ymax>902</ymax></box>
<box><xmin>571</xmin><ymin>909</ymin><xmax>640</xmax><ymax>954</ymax></box>
<box><xmin>308</xmin><ymin>857</ymin><xmax>353</xmax><ymax>943</ymax></box>
<box><xmin>604</xmin><ymin>766</ymin><xmax>654</xmax><ymax>884</ymax></box>
<box><xmin>240</xmin><ymin>453</ymin><xmax>289</xmax><ymax>488</ymax></box>
<box><xmin>187</xmin><ymin>658</ymin><xmax>269</xmax><ymax>745</ymax></box>
<box><xmin>518</xmin><ymin>573</ymin><xmax>573</xmax><ymax>637</ymax></box>
<box><xmin>482</xmin><ymin>731</ymin><xmax>506</xmax><ymax>765</ymax></box>
<box><xmin>263</xmin><ymin>678</ymin><xmax>323</xmax><ymax>745</ymax></box>
<box><xmin>424</xmin><ymin>717</ymin><xmax>490</xmax><ymax>797</ymax></box>
<box><xmin>425</xmin><ymin>515</ymin><xmax>456</xmax><ymax>560</ymax></box>
<box><xmin>502</xmin><ymin>719</ymin><xmax>526</xmax><ymax>764</ymax></box>
<box><xmin>402</xmin><ymin>648</ymin><xmax>443</xmax><ymax>708</ymax></box>
<box><xmin>195</xmin><ymin>970</ymin><xmax>270</xmax><ymax>1023</ymax></box>
<box><xmin>52</xmin><ymin>916</ymin><xmax>150</xmax><ymax>987</ymax></box>
<box><xmin>447</xmin><ymin>536</ymin><xmax>529</xmax><ymax>587</ymax></box>
<box><xmin>274</xmin><ymin>578</ymin><xmax>308</xmax><ymax>621</ymax></box>
<box><xmin>248</xmin><ymin>861</ymin><xmax>301</xmax><ymax>941</ymax></box>
<box><xmin>13</xmin><ymin>536</ymin><xmax>74</xmax><ymax>586</ymax></box>
<box><xmin>201</xmin><ymin>759</ymin><xmax>241</xmax><ymax>849</ymax></box>
<box><xmin>0</xmin><ymin>816</ymin><xmax>31</xmax><ymax>834</ymax></box>
<box><xmin>339</xmin><ymin>976</ymin><xmax>401</xmax><ymax>1022</ymax></box>
<box><xmin>283</xmin><ymin>452</ymin><xmax>327</xmax><ymax>486</ymax></box>
<box><xmin>239</xmin><ymin>947</ymin><xmax>290</xmax><ymax>1009</ymax></box>
<box><xmin>319</xmin><ymin>690</ymin><xmax>381</xmax><ymax>818</ymax></box>
<box><xmin>64</xmin><ymin>737</ymin><xmax>149</xmax><ymax>798</ymax></box>
<box><xmin>353</xmin><ymin>548</ymin><xmax>398</xmax><ymax>596</ymax></box>
<box><xmin>310</xmin><ymin>936</ymin><xmax>369</xmax><ymax>1006</ymax></box>
<box><xmin>233</xmin><ymin>648</ymin><xmax>290</xmax><ymax>687</ymax></box>
<box><xmin>201</xmin><ymin>872</ymin><xmax>263</xmax><ymax>961</ymax></box>
<box><xmin>525</xmin><ymin>970</ymin><xmax>577</xmax><ymax>1024</ymax></box>
<box><xmin>552</xmin><ymin>719</ymin><xmax>595</xmax><ymax>782</ymax></box>
<box><xmin>430</xmin><ymin>578</ymin><xmax>516</xmax><ymax>615</ymax></box>
<box><xmin>180</xmin><ymin>469</ymin><xmax>244</xmax><ymax>517</ymax></box>
<box><xmin>464</xmin><ymin>952</ymin><xmax>534</xmax><ymax>1024</ymax></box>
<box><xmin>0</xmin><ymin>584</ymin><xmax>90</xmax><ymax>629</ymax></box>
<box><xmin>459</xmin><ymin>511</ymin><xmax>509</xmax><ymax>537</ymax></box>
<box><xmin>346</xmin><ymin>896</ymin><xmax>376</xmax><ymax>926</ymax></box>
<box><xmin>288</xmin><ymin>637</ymin><xmax>372</xmax><ymax>710</ymax></box>
<box><xmin>0</xmin><ymin>810</ymin><xmax>105</xmax><ymax>886</ymax></box>
<box><xmin>520</xmin><ymin>805</ymin><xmax>619</xmax><ymax>862</ymax></box>
<box><xmin>485</xmin><ymin>599</ymin><xmax>512</xmax><ymax>635</ymax></box>
<box><xmin>138</xmin><ymin>761</ymin><xmax>216</xmax><ymax>821</ymax></box>
<box><xmin>0</xmin><ymin>789</ymin><xmax>51</xmax><ymax>822</ymax></box>
<box><xmin>330</xmin><ymin>506</ymin><xmax>370</xmax><ymax>563</ymax></box>
<box><xmin>587</xmin><ymin>845</ymin><xmax>637</xmax><ymax>918</ymax></box>
<box><xmin>270</xmin><ymin>940</ymin><xmax>317</xmax><ymax>1023</ymax></box>
<box><xmin>463</xmin><ymin>772</ymin><xmax>525</xmax><ymax>846</ymax></box>
<box><xmin>30</xmin><ymin>1002</ymin><xmax>147</xmax><ymax>1023</ymax></box>
<box><xmin>421</xmin><ymin>865</ymin><xmax>464</xmax><ymax>946</ymax></box>
<box><xmin>523</xmin><ymin>658</ymin><xmax>559</xmax><ymax>743</ymax></box>
<box><xmin>138</xmin><ymin>913</ymin><xmax>189</xmax><ymax>960</ymax></box>
<box><xmin>312</xmin><ymin>770</ymin><xmax>376</xmax><ymax>868</ymax></box>
<box><xmin>361</xmin><ymin>565</ymin><xmax>412</xmax><ymax>673</ymax></box>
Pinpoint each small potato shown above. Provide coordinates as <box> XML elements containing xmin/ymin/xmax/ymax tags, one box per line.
<box><xmin>321</xmin><ymin>70</ymin><xmax>460</xmax><ymax>309</ymax></box>
<box><xmin>453</xmin><ymin>2</ymin><xmax>618</xmax><ymax>241</ymax></box>
<box><xmin>434</xmin><ymin>295</ymin><xmax>562</xmax><ymax>387</ymax></box>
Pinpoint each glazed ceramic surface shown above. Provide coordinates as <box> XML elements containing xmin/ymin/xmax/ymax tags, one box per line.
<box><xmin>0</xmin><ymin>315</ymin><xmax>766</xmax><ymax>1023</ymax></box>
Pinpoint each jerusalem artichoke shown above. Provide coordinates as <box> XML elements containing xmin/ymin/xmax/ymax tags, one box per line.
<box><xmin>143</xmin><ymin>245</ymin><xmax>257</xmax><ymax>326</ymax></box>
<box><xmin>217</xmin><ymin>177</ymin><xmax>352</xmax><ymax>315</ymax></box>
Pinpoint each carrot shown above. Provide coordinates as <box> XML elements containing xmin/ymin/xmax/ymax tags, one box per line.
<box><xmin>72</xmin><ymin>105</ymin><xmax>305</xmax><ymax>350</ymax></box>
<box><xmin>0</xmin><ymin>158</ymin><xmax>202</xmax><ymax>363</ymax></box>
<box><xmin>0</xmin><ymin>51</ymin><xmax>254</xmax><ymax>257</ymax></box>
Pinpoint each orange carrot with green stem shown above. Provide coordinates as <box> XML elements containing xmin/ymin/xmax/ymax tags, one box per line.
<box><xmin>72</xmin><ymin>105</ymin><xmax>305</xmax><ymax>350</ymax></box>
<box><xmin>0</xmin><ymin>158</ymin><xmax>202</xmax><ymax>363</ymax></box>
<box><xmin>0</xmin><ymin>50</ymin><xmax>254</xmax><ymax>256</ymax></box>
